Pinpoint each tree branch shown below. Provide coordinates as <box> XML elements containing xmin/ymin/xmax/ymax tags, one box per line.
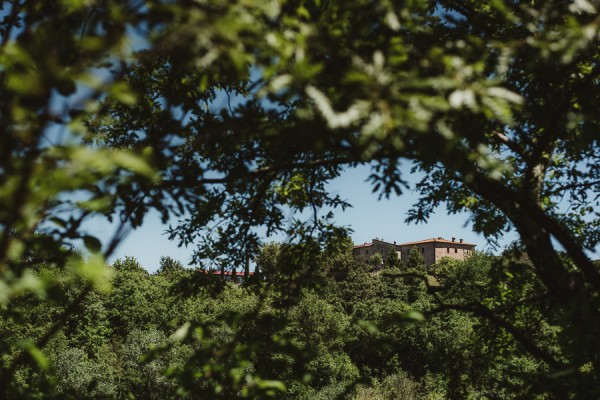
<box><xmin>491</xmin><ymin>130</ymin><xmax>526</xmax><ymax>157</ymax></box>
<box><xmin>427</xmin><ymin>303</ymin><xmax>566</xmax><ymax>370</ymax></box>
<box><xmin>382</xmin><ymin>271</ymin><xmax>565</xmax><ymax>369</ymax></box>
<box><xmin>163</xmin><ymin>157</ymin><xmax>354</xmax><ymax>187</ymax></box>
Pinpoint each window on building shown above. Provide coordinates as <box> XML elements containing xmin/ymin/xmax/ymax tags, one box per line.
<box><xmin>455</xmin><ymin>248</ymin><xmax>458</xmax><ymax>253</ymax></box>
<box><xmin>447</xmin><ymin>247</ymin><xmax>450</xmax><ymax>253</ymax></box>
<box><xmin>421</xmin><ymin>248</ymin><xmax>424</xmax><ymax>253</ymax></box>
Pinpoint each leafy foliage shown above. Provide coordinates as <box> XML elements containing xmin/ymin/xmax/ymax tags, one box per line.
<box><xmin>5</xmin><ymin>244</ymin><xmax>588</xmax><ymax>398</ymax></box>
<box><xmin>1</xmin><ymin>0</ymin><xmax>599</xmax><ymax>398</ymax></box>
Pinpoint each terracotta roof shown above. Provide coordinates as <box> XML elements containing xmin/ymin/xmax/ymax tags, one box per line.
<box><xmin>204</xmin><ymin>270</ymin><xmax>255</xmax><ymax>276</ymax></box>
<box><xmin>397</xmin><ymin>238</ymin><xmax>476</xmax><ymax>247</ymax></box>
<box><xmin>354</xmin><ymin>237</ymin><xmax>476</xmax><ymax>249</ymax></box>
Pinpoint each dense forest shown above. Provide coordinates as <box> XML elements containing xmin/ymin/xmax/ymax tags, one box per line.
<box><xmin>3</xmin><ymin>242</ymin><xmax>597</xmax><ymax>399</ymax></box>
<box><xmin>1</xmin><ymin>0</ymin><xmax>599</xmax><ymax>398</ymax></box>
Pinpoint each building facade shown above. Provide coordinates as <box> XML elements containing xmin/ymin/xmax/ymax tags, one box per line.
<box><xmin>353</xmin><ymin>238</ymin><xmax>399</xmax><ymax>260</ymax></box>
<box><xmin>353</xmin><ymin>237</ymin><xmax>476</xmax><ymax>266</ymax></box>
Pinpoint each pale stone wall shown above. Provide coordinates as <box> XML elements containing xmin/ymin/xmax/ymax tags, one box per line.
<box><xmin>352</xmin><ymin>245</ymin><xmax>374</xmax><ymax>259</ymax></box>
<box><xmin>372</xmin><ymin>239</ymin><xmax>398</xmax><ymax>258</ymax></box>
<box><xmin>353</xmin><ymin>239</ymin><xmax>399</xmax><ymax>260</ymax></box>
<box><xmin>433</xmin><ymin>242</ymin><xmax>474</xmax><ymax>263</ymax></box>
<box><xmin>398</xmin><ymin>243</ymin><xmax>436</xmax><ymax>265</ymax></box>
<box><xmin>398</xmin><ymin>241</ymin><xmax>475</xmax><ymax>266</ymax></box>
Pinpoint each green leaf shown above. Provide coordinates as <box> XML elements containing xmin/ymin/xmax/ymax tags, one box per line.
<box><xmin>358</xmin><ymin>320</ymin><xmax>379</xmax><ymax>335</ymax></box>
<box><xmin>28</xmin><ymin>346</ymin><xmax>49</xmax><ymax>370</ymax></box>
<box><xmin>400</xmin><ymin>311</ymin><xmax>425</xmax><ymax>322</ymax></box>
<box><xmin>110</xmin><ymin>81</ymin><xmax>138</xmax><ymax>105</ymax></box>
<box><xmin>83</xmin><ymin>235</ymin><xmax>102</xmax><ymax>253</ymax></box>
<box><xmin>12</xmin><ymin>269</ymin><xmax>46</xmax><ymax>297</ymax></box>
<box><xmin>19</xmin><ymin>341</ymin><xmax>49</xmax><ymax>370</ymax></box>
<box><xmin>170</xmin><ymin>322</ymin><xmax>191</xmax><ymax>342</ymax></box>
<box><xmin>77</xmin><ymin>196</ymin><xmax>112</xmax><ymax>212</ymax></box>
<box><xmin>56</xmin><ymin>78</ymin><xmax>77</xmax><ymax>96</ymax></box>
<box><xmin>257</xmin><ymin>379</ymin><xmax>286</xmax><ymax>392</ymax></box>
<box><xmin>68</xmin><ymin>254</ymin><xmax>113</xmax><ymax>292</ymax></box>
<box><xmin>50</xmin><ymin>217</ymin><xmax>67</xmax><ymax>228</ymax></box>
<box><xmin>111</xmin><ymin>150</ymin><xmax>156</xmax><ymax>179</ymax></box>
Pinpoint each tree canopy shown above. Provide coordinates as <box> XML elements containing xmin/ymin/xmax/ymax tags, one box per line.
<box><xmin>0</xmin><ymin>0</ymin><xmax>599</xmax><ymax>397</ymax></box>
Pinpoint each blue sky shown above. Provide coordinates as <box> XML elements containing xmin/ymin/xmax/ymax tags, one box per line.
<box><xmin>46</xmin><ymin>28</ymin><xmax>521</xmax><ymax>271</ymax></box>
<box><xmin>95</xmin><ymin>164</ymin><xmax>520</xmax><ymax>272</ymax></box>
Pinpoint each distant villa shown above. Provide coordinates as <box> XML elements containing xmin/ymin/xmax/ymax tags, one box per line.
<box><xmin>353</xmin><ymin>237</ymin><xmax>476</xmax><ymax>266</ymax></box>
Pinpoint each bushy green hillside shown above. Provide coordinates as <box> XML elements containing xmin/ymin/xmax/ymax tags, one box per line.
<box><xmin>2</xmin><ymin>243</ymin><xmax>584</xmax><ymax>399</ymax></box>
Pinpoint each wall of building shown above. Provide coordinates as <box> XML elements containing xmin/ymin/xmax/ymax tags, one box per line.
<box><xmin>433</xmin><ymin>243</ymin><xmax>474</xmax><ymax>264</ymax></box>
<box><xmin>397</xmin><ymin>241</ymin><xmax>475</xmax><ymax>266</ymax></box>
<box><xmin>353</xmin><ymin>240</ymin><xmax>399</xmax><ymax>260</ymax></box>
<box><xmin>353</xmin><ymin>245</ymin><xmax>373</xmax><ymax>258</ymax></box>
<box><xmin>398</xmin><ymin>242</ymin><xmax>436</xmax><ymax>265</ymax></box>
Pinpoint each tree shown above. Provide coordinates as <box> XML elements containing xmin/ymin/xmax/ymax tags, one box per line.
<box><xmin>0</xmin><ymin>2</ymin><xmax>163</xmax><ymax>393</ymax></box>
<box><xmin>114</xmin><ymin>2</ymin><xmax>595</xmax><ymax>392</ymax></box>
<box><xmin>156</xmin><ymin>256</ymin><xmax>186</xmax><ymax>278</ymax></box>
<box><xmin>384</xmin><ymin>250</ymin><xmax>401</xmax><ymax>269</ymax></box>
<box><xmin>368</xmin><ymin>253</ymin><xmax>384</xmax><ymax>269</ymax></box>
<box><xmin>255</xmin><ymin>243</ymin><xmax>283</xmax><ymax>278</ymax></box>
<box><xmin>107</xmin><ymin>257</ymin><xmax>168</xmax><ymax>337</ymax></box>
<box><xmin>2</xmin><ymin>0</ymin><xmax>600</xmax><ymax>396</ymax></box>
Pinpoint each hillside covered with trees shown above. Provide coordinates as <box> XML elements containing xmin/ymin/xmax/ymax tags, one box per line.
<box><xmin>5</xmin><ymin>244</ymin><xmax>587</xmax><ymax>399</ymax></box>
<box><xmin>1</xmin><ymin>0</ymin><xmax>599</xmax><ymax>398</ymax></box>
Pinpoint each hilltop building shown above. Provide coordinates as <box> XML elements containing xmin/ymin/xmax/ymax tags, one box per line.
<box><xmin>353</xmin><ymin>238</ymin><xmax>399</xmax><ymax>260</ymax></box>
<box><xmin>353</xmin><ymin>237</ymin><xmax>476</xmax><ymax>266</ymax></box>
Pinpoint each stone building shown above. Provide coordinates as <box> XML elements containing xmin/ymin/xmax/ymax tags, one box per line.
<box><xmin>353</xmin><ymin>238</ymin><xmax>399</xmax><ymax>260</ymax></box>
<box><xmin>353</xmin><ymin>237</ymin><xmax>476</xmax><ymax>266</ymax></box>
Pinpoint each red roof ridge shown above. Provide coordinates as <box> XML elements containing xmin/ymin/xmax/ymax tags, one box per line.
<box><xmin>397</xmin><ymin>238</ymin><xmax>476</xmax><ymax>247</ymax></box>
<box><xmin>354</xmin><ymin>237</ymin><xmax>477</xmax><ymax>249</ymax></box>
<box><xmin>203</xmin><ymin>270</ymin><xmax>255</xmax><ymax>276</ymax></box>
